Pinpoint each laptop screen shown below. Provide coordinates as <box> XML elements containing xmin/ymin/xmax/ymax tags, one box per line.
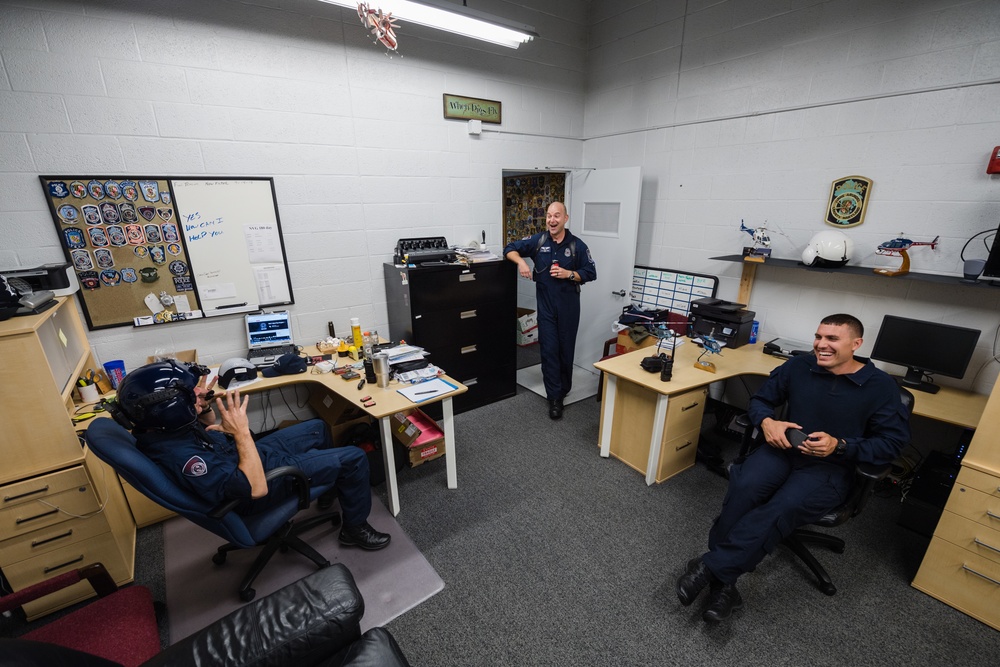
<box><xmin>246</xmin><ymin>311</ymin><xmax>293</xmax><ymax>349</ymax></box>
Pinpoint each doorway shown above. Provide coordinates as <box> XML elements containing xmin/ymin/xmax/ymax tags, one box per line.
<box><xmin>502</xmin><ymin>167</ymin><xmax>642</xmax><ymax>405</ymax></box>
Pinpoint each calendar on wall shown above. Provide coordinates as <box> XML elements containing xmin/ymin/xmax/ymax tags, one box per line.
<box><xmin>630</xmin><ymin>266</ymin><xmax>718</xmax><ymax>316</ymax></box>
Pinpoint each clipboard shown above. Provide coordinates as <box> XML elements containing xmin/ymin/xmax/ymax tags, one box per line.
<box><xmin>397</xmin><ymin>377</ymin><xmax>459</xmax><ymax>403</ymax></box>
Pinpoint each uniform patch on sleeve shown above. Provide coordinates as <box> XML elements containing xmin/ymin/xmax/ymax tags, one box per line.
<box><xmin>182</xmin><ymin>455</ymin><xmax>208</xmax><ymax>477</ymax></box>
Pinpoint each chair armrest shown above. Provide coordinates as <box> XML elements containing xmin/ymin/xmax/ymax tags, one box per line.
<box><xmin>0</xmin><ymin>563</ymin><xmax>116</xmax><ymax>614</ymax></box>
<box><xmin>602</xmin><ymin>337</ymin><xmax>617</xmax><ymax>357</ymax></box>
<box><xmin>850</xmin><ymin>462</ymin><xmax>892</xmax><ymax>517</ymax></box>
<box><xmin>145</xmin><ymin>564</ymin><xmax>364</xmax><ymax>667</ymax></box>
<box><xmin>207</xmin><ymin>466</ymin><xmax>312</xmax><ymax>519</ymax></box>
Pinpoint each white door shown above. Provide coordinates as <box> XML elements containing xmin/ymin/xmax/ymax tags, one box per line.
<box><xmin>568</xmin><ymin>167</ymin><xmax>642</xmax><ymax>371</ymax></box>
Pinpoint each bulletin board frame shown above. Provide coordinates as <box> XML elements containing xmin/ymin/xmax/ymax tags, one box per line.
<box><xmin>39</xmin><ymin>175</ymin><xmax>294</xmax><ymax>331</ymax></box>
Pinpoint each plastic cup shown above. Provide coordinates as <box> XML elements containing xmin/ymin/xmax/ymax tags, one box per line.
<box><xmin>103</xmin><ymin>360</ymin><xmax>127</xmax><ymax>389</ymax></box>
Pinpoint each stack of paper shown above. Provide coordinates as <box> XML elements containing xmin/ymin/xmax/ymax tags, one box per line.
<box><xmin>383</xmin><ymin>344</ymin><xmax>428</xmax><ymax>365</ymax></box>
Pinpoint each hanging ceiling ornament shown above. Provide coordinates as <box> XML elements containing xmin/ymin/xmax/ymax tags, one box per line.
<box><xmin>357</xmin><ymin>2</ymin><xmax>401</xmax><ymax>54</ymax></box>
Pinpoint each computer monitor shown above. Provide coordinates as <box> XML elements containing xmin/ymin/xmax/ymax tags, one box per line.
<box><xmin>869</xmin><ymin>315</ymin><xmax>980</xmax><ymax>394</ymax></box>
<box><xmin>980</xmin><ymin>224</ymin><xmax>1000</xmax><ymax>279</ymax></box>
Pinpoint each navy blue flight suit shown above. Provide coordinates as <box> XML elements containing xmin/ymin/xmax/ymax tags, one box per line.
<box><xmin>137</xmin><ymin>419</ymin><xmax>372</xmax><ymax>525</ymax></box>
<box><xmin>504</xmin><ymin>231</ymin><xmax>597</xmax><ymax>401</ymax></box>
<box><xmin>700</xmin><ymin>354</ymin><xmax>910</xmax><ymax>584</ymax></box>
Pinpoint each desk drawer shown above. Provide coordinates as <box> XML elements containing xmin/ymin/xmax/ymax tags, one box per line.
<box><xmin>5</xmin><ymin>532</ymin><xmax>131</xmax><ymax>620</ymax></box>
<box><xmin>934</xmin><ymin>510</ymin><xmax>1000</xmax><ymax>566</ymax></box>
<box><xmin>944</xmin><ymin>482</ymin><xmax>1000</xmax><ymax>530</ymax></box>
<box><xmin>656</xmin><ymin>426</ymin><xmax>700</xmax><ymax>483</ymax></box>
<box><xmin>664</xmin><ymin>387</ymin><xmax>708</xmax><ymax>435</ymax></box>
<box><xmin>0</xmin><ymin>486</ymin><xmax>99</xmax><ymax>539</ymax></box>
<box><xmin>1</xmin><ymin>467</ymin><xmax>90</xmax><ymax>510</ymax></box>
<box><xmin>912</xmin><ymin>536</ymin><xmax>1000</xmax><ymax>631</ymax></box>
<box><xmin>956</xmin><ymin>466</ymin><xmax>1000</xmax><ymax>498</ymax></box>
<box><xmin>0</xmin><ymin>512</ymin><xmax>109</xmax><ymax>564</ymax></box>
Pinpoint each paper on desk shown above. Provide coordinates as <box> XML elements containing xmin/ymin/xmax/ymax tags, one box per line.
<box><xmin>397</xmin><ymin>377</ymin><xmax>458</xmax><ymax>403</ymax></box>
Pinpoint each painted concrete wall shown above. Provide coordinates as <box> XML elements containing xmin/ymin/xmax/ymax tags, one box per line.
<box><xmin>2</xmin><ymin>0</ymin><xmax>999</xmax><ymax>394</ymax></box>
<box><xmin>0</xmin><ymin>0</ymin><xmax>586</xmax><ymax>373</ymax></box>
<box><xmin>585</xmin><ymin>0</ymin><xmax>1000</xmax><ymax>393</ymax></box>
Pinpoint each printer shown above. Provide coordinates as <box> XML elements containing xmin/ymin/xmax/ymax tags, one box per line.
<box><xmin>689</xmin><ymin>297</ymin><xmax>755</xmax><ymax>349</ymax></box>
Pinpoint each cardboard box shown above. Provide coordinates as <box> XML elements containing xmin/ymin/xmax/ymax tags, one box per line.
<box><xmin>390</xmin><ymin>408</ymin><xmax>446</xmax><ymax>466</ymax></box>
<box><xmin>308</xmin><ymin>391</ymin><xmax>372</xmax><ymax>445</ymax></box>
<box><xmin>147</xmin><ymin>349</ymin><xmax>198</xmax><ymax>364</ymax></box>
<box><xmin>615</xmin><ymin>330</ymin><xmax>657</xmax><ymax>355</ymax></box>
<box><xmin>516</xmin><ymin>307</ymin><xmax>538</xmax><ymax>346</ymax></box>
<box><xmin>516</xmin><ymin>307</ymin><xmax>537</xmax><ymax>333</ymax></box>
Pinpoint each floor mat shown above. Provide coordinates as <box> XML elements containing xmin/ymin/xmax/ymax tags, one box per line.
<box><xmin>516</xmin><ymin>363</ymin><xmax>599</xmax><ymax>404</ymax></box>
<box><xmin>162</xmin><ymin>490</ymin><xmax>443</xmax><ymax>642</ymax></box>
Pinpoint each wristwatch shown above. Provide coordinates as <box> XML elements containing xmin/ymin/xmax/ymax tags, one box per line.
<box><xmin>835</xmin><ymin>438</ymin><xmax>847</xmax><ymax>456</ymax></box>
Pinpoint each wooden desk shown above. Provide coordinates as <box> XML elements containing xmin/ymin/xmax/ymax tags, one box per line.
<box><xmin>594</xmin><ymin>343</ymin><xmax>988</xmax><ymax>485</ymax></box>
<box><xmin>233</xmin><ymin>352</ymin><xmax>467</xmax><ymax>517</ymax></box>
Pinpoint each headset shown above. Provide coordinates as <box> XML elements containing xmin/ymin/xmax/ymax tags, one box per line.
<box><xmin>104</xmin><ymin>360</ymin><xmax>211</xmax><ymax>432</ymax></box>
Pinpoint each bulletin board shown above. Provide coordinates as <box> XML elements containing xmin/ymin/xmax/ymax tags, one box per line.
<box><xmin>630</xmin><ymin>266</ymin><xmax>718</xmax><ymax>315</ymax></box>
<box><xmin>39</xmin><ymin>176</ymin><xmax>294</xmax><ymax>330</ymax></box>
<box><xmin>502</xmin><ymin>172</ymin><xmax>566</xmax><ymax>246</ymax></box>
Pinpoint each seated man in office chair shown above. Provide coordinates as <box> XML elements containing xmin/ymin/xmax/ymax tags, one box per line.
<box><xmin>676</xmin><ymin>313</ymin><xmax>909</xmax><ymax>622</ymax></box>
<box><xmin>109</xmin><ymin>360</ymin><xmax>390</xmax><ymax>550</ymax></box>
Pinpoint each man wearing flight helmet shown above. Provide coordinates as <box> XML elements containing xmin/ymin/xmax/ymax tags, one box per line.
<box><xmin>110</xmin><ymin>360</ymin><xmax>390</xmax><ymax>550</ymax></box>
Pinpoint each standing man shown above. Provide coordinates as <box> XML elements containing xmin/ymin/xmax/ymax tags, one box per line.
<box><xmin>504</xmin><ymin>202</ymin><xmax>597</xmax><ymax>419</ymax></box>
<box><xmin>676</xmin><ymin>314</ymin><xmax>909</xmax><ymax>621</ymax></box>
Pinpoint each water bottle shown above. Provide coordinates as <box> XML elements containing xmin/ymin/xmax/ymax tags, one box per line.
<box><xmin>362</xmin><ymin>332</ymin><xmax>374</xmax><ymax>359</ymax></box>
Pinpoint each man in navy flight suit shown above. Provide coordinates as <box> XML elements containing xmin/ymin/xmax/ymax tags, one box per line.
<box><xmin>504</xmin><ymin>202</ymin><xmax>597</xmax><ymax>419</ymax></box>
<box><xmin>116</xmin><ymin>360</ymin><xmax>390</xmax><ymax>551</ymax></box>
<box><xmin>676</xmin><ymin>314</ymin><xmax>909</xmax><ymax>622</ymax></box>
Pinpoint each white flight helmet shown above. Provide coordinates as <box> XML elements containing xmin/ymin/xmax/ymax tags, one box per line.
<box><xmin>801</xmin><ymin>230</ymin><xmax>853</xmax><ymax>268</ymax></box>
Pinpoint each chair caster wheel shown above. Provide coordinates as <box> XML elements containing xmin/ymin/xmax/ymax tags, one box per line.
<box><xmin>212</xmin><ymin>552</ymin><xmax>227</xmax><ymax>565</ymax></box>
<box><xmin>240</xmin><ymin>588</ymin><xmax>256</xmax><ymax>602</ymax></box>
<box><xmin>820</xmin><ymin>583</ymin><xmax>836</xmax><ymax>596</ymax></box>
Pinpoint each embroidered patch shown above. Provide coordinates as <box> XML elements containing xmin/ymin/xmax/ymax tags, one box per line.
<box><xmin>182</xmin><ymin>455</ymin><xmax>208</xmax><ymax>477</ymax></box>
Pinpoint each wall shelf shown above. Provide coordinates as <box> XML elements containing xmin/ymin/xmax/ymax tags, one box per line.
<box><xmin>710</xmin><ymin>255</ymin><xmax>1000</xmax><ymax>305</ymax></box>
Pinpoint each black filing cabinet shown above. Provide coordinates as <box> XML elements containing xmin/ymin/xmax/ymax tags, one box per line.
<box><xmin>384</xmin><ymin>261</ymin><xmax>516</xmax><ymax>414</ymax></box>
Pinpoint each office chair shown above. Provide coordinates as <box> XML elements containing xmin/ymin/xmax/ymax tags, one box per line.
<box><xmin>734</xmin><ymin>387</ymin><xmax>914</xmax><ymax>595</ymax></box>
<box><xmin>84</xmin><ymin>418</ymin><xmax>341</xmax><ymax>602</ymax></box>
<box><xmin>0</xmin><ymin>562</ymin><xmax>159</xmax><ymax>667</ymax></box>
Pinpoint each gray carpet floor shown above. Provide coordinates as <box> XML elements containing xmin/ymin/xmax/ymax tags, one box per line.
<box><xmin>6</xmin><ymin>385</ymin><xmax>999</xmax><ymax>665</ymax></box>
<box><xmin>383</xmin><ymin>387</ymin><xmax>1000</xmax><ymax>666</ymax></box>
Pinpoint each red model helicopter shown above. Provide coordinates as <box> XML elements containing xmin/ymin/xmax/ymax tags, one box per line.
<box><xmin>876</xmin><ymin>234</ymin><xmax>939</xmax><ymax>256</ymax></box>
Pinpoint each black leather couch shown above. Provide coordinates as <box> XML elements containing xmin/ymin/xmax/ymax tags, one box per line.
<box><xmin>1</xmin><ymin>564</ymin><xmax>412</xmax><ymax>667</ymax></box>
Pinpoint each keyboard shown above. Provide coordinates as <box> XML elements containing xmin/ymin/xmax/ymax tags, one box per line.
<box><xmin>249</xmin><ymin>344</ymin><xmax>297</xmax><ymax>365</ymax></box>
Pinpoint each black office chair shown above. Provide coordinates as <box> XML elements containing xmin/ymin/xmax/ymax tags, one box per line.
<box><xmin>734</xmin><ymin>387</ymin><xmax>914</xmax><ymax>595</ymax></box>
<box><xmin>85</xmin><ymin>418</ymin><xmax>341</xmax><ymax>601</ymax></box>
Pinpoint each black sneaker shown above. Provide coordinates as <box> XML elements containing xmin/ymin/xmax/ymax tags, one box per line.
<box><xmin>676</xmin><ymin>558</ymin><xmax>715</xmax><ymax>606</ymax></box>
<box><xmin>702</xmin><ymin>582</ymin><xmax>743</xmax><ymax>622</ymax></box>
<box><xmin>339</xmin><ymin>522</ymin><xmax>391</xmax><ymax>551</ymax></box>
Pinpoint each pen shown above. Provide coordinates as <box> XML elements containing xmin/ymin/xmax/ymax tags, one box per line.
<box><xmin>357</xmin><ymin>378</ymin><xmax>366</xmax><ymax>390</ymax></box>
<box><xmin>415</xmin><ymin>390</ymin><xmax>436</xmax><ymax>395</ymax></box>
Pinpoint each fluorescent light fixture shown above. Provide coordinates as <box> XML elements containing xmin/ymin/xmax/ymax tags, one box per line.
<box><xmin>319</xmin><ymin>0</ymin><xmax>537</xmax><ymax>48</ymax></box>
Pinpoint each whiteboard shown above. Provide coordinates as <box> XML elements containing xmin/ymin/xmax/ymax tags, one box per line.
<box><xmin>170</xmin><ymin>178</ymin><xmax>293</xmax><ymax>316</ymax></box>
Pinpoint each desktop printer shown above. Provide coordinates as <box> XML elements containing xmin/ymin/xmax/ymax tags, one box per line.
<box><xmin>689</xmin><ymin>297</ymin><xmax>755</xmax><ymax>349</ymax></box>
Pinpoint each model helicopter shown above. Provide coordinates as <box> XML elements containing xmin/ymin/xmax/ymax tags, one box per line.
<box><xmin>739</xmin><ymin>220</ymin><xmax>772</xmax><ymax>262</ymax></box>
<box><xmin>694</xmin><ymin>330</ymin><xmax>723</xmax><ymax>373</ymax></box>
<box><xmin>876</xmin><ymin>234</ymin><xmax>939</xmax><ymax>255</ymax></box>
<box><xmin>874</xmin><ymin>234</ymin><xmax>939</xmax><ymax>277</ymax></box>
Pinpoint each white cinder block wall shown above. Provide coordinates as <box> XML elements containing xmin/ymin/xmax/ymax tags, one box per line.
<box><xmin>0</xmin><ymin>0</ymin><xmax>586</xmax><ymax>375</ymax></box>
<box><xmin>3</xmin><ymin>0</ymin><xmax>1000</xmax><ymax>395</ymax></box>
<box><xmin>585</xmin><ymin>0</ymin><xmax>1000</xmax><ymax>393</ymax></box>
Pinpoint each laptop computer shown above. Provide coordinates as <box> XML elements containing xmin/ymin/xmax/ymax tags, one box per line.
<box><xmin>246</xmin><ymin>311</ymin><xmax>297</xmax><ymax>367</ymax></box>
